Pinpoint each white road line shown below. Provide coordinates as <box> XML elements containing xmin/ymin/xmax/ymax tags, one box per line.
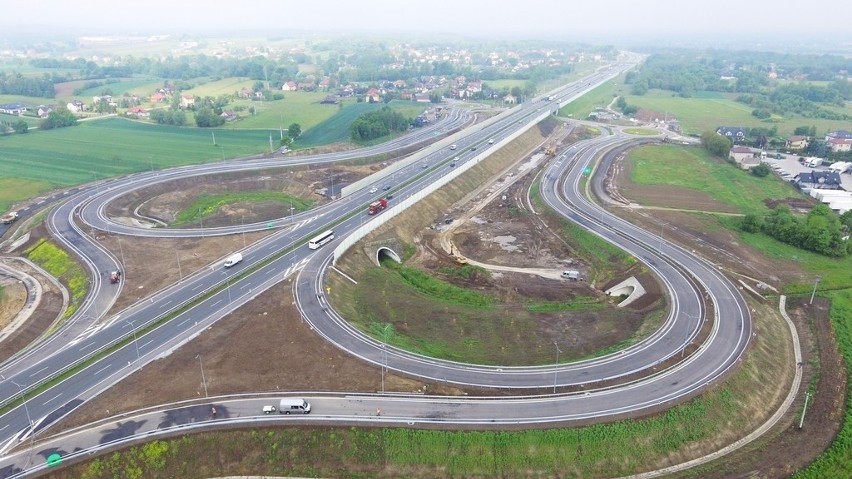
<box><xmin>80</xmin><ymin>342</ymin><xmax>95</xmax><ymax>351</ymax></box>
<box><xmin>178</xmin><ymin>318</ymin><xmax>191</xmax><ymax>327</ymax></box>
<box><xmin>211</xmin><ymin>300</ymin><xmax>222</xmax><ymax>307</ymax></box>
<box><xmin>94</xmin><ymin>364</ymin><xmax>111</xmax><ymax>376</ymax></box>
<box><xmin>43</xmin><ymin>393</ymin><xmax>62</xmax><ymax>406</ymax></box>
<box><xmin>191</xmin><ymin>284</ymin><xmax>203</xmax><ymax>291</ymax></box>
<box><xmin>29</xmin><ymin>366</ymin><xmax>49</xmax><ymax>378</ymax></box>
<box><xmin>140</xmin><ymin>339</ymin><xmax>154</xmax><ymax>350</ymax></box>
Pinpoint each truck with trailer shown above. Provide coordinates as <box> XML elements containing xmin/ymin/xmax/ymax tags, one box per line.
<box><xmin>368</xmin><ymin>198</ymin><xmax>388</xmax><ymax>215</ymax></box>
<box><xmin>109</xmin><ymin>270</ymin><xmax>122</xmax><ymax>284</ymax></box>
<box><xmin>1</xmin><ymin>211</ymin><xmax>19</xmax><ymax>224</ymax></box>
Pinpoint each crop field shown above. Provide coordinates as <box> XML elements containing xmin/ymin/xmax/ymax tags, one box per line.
<box><xmin>0</xmin><ymin>112</ymin><xmax>39</xmax><ymax>127</ymax></box>
<box><xmin>624</xmin><ymin>89</ymin><xmax>850</xmax><ymax>137</ymax></box>
<box><xmin>184</xmin><ymin>77</ymin><xmax>257</xmax><ymax>98</ymax></box>
<box><xmin>226</xmin><ymin>91</ymin><xmax>347</xmax><ymax>131</ymax></box>
<box><xmin>0</xmin><ymin>118</ymin><xmax>275</xmax><ymax>187</ymax></box>
<box><xmin>76</xmin><ymin>78</ymin><xmax>163</xmax><ymax>98</ymax></box>
<box><xmin>298</xmin><ymin>100</ymin><xmax>428</xmax><ymax>147</ymax></box>
<box><xmin>628</xmin><ymin>145</ymin><xmax>802</xmax><ymax>214</ymax></box>
<box><xmin>0</xmin><ymin>177</ymin><xmax>53</xmax><ymax>212</ymax></box>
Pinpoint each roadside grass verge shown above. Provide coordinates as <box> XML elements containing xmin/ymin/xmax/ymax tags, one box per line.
<box><xmin>524</xmin><ymin>297</ymin><xmax>605</xmax><ymax>313</ymax></box>
<box><xmin>24</xmin><ymin>239</ymin><xmax>87</xmax><ymax>319</ymax></box>
<box><xmin>628</xmin><ymin>144</ymin><xmax>801</xmax><ymax>214</ymax></box>
<box><xmin>623</xmin><ymin>127</ymin><xmax>658</xmax><ymax>135</ymax></box>
<box><xmin>716</xmin><ymin>216</ymin><xmax>852</xmax><ymax>294</ymax></box>
<box><xmin>54</xmin><ymin>297</ymin><xmax>793</xmax><ymax>479</ymax></box>
<box><xmin>173</xmin><ymin>192</ymin><xmax>314</xmax><ymax>225</ymax></box>
<box><xmin>794</xmin><ymin>289</ymin><xmax>852</xmax><ymax>478</ymax></box>
<box><xmin>0</xmin><ymin>177</ymin><xmax>54</xmax><ymax>212</ymax></box>
<box><xmin>557</xmin><ymin>73</ymin><xmax>624</xmax><ymax>119</ymax></box>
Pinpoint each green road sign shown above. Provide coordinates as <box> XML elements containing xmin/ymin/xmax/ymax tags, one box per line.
<box><xmin>47</xmin><ymin>453</ymin><xmax>62</xmax><ymax>467</ymax></box>
<box><xmin>267</xmin><ymin>223</ymin><xmax>274</xmax><ymax>229</ymax></box>
<box><xmin>582</xmin><ymin>167</ymin><xmax>592</xmax><ymax>175</ymax></box>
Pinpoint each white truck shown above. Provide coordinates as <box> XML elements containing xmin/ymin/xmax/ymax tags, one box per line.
<box><xmin>223</xmin><ymin>252</ymin><xmax>243</xmax><ymax>268</ymax></box>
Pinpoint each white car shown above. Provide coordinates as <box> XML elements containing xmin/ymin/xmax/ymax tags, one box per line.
<box><xmin>488</xmin><ymin>139</ymin><xmax>495</xmax><ymax>144</ymax></box>
<box><xmin>369</xmin><ymin>187</ymin><xmax>378</xmax><ymax>193</ymax></box>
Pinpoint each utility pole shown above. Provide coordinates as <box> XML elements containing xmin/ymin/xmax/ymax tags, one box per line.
<box><xmin>128</xmin><ymin>320</ymin><xmax>140</xmax><ymax>360</ymax></box>
<box><xmin>799</xmin><ymin>391</ymin><xmax>811</xmax><ymax>428</ymax></box>
<box><xmin>553</xmin><ymin>342</ymin><xmax>561</xmax><ymax>393</ymax></box>
<box><xmin>809</xmin><ymin>276</ymin><xmax>822</xmax><ymax>305</ymax></box>
<box><xmin>196</xmin><ymin>355</ymin><xmax>208</xmax><ymax>397</ymax></box>
<box><xmin>176</xmin><ymin>250</ymin><xmax>182</xmax><ymax>282</ymax></box>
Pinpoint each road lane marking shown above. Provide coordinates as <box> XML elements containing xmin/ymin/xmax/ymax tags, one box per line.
<box><xmin>211</xmin><ymin>300</ymin><xmax>222</xmax><ymax>307</ymax></box>
<box><xmin>191</xmin><ymin>283</ymin><xmax>203</xmax><ymax>291</ymax></box>
<box><xmin>80</xmin><ymin>342</ymin><xmax>95</xmax><ymax>351</ymax></box>
<box><xmin>140</xmin><ymin>339</ymin><xmax>154</xmax><ymax>350</ymax></box>
<box><xmin>94</xmin><ymin>364</ymin><xmax>111</xmax><ymax>376</ymax></box>
<box><xmin>29</xmin><ymin>366</ymin><xmax>49</xmax><ymax>378</ymax></box>
<box><xmin>161</xmin><ymin>300</ymin><xmax>172</xmax><ymax>308</ymax></box>
<box><xmin>43</xmin><ymin>393</ymin><xmax>62</xmax><ymax>406</ymax></box>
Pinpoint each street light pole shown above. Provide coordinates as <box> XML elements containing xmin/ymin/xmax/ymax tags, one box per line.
<box><xmin>810</xmin><ymin>276</ymin><xmax>822</xmax><ymax>305</ymax></box>
<box><xmin>657</xmin><ymin>222</ymin><xmax>669</xmax><ymax>255</ymax></box>
<box><xmin>10</xmin><ymin>380</ymin><xmax>33</xmax><ymax>429</ymax></box>
<box><xmin>176</xmin><ymin>250</ymin><xmax>183</xmax><ymax>282</ymax></box>
<box><xmin>196</xmin><ymin>355</ymin><xmax>208</xmax><ymax>397</ymax></box>
<box><xmin>128</xmin><ymin>320</ymin><xmax>140</xmax><ymax>360</ymax></box>
<box><xmin>553</xmin><ymin>342</ymin><xmax>561</xmax><ymax>394</ymax></box>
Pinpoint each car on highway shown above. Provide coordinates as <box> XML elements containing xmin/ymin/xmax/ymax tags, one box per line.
<box><xmin>383</xmin><ymin>185</ymin><xmax>391</xmax><ymax>191</ymax></box>
<box><xmin>449</xmin><ymin>144</ymin><xmax>457</xmax><ymax>150</ymax></box>
<box><xmin>421</xmin><ymin>163</ymin><xmax>429</xmax><ymax>169</ymax></box>
<box><xmin>488</xmin><ymin>139</ymin><xmax>495</xmax><ymax>144</ymax></box>
<box><xmin>369</xmin><ymin>186</ymin><xmax>378</xmax><ymax>193</ymax></box>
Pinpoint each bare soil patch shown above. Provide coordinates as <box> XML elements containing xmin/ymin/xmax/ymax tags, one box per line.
<box><xmin>0</xmin><ymin>275</ymin><xmax>27</xmax><ymax>330</ymax></box>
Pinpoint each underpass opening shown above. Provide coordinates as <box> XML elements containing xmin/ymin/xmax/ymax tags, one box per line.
<box><xmin>375</xmin><ymin>246</ymin><xmax>401</xmax><ymax>266</ymax></box>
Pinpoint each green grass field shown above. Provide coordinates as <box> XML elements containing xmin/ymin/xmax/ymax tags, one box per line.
<box><xmin>624</xmin><ymin>89</ymin><xmax>850</xmax><ymax>137</ymax></box>
<box><xmin>0</xmin><ymin>177</ymin><xmax>54</xmax><ymax>212</ymax></box>
<box><xmin>0</xmin><ymin>118</ymin><xmax>275</xmax><ymax>188</ymax></box>
<box><xmin>558</xmin><ymin>73</ymin><xmax>625</xmax><ymax>119</ymax></box>
<box><xmin>628</xmin><ymin>145</ymin><xmax>801</xmax><ymax>214</ymax></box>
<box><xmin>76</xmin><ymin>78</ymin><xmax>163</xmax><ymax>98</ymax></box>
<box><xmin>623</xmin><ymin>128</ymin><xmax>658</xmax><ymax>135</ymax></box>
<box><xmin>298</xmin><ymin>100</ymin><xmax>427</xmax><ymax>147</ymax></box>
<box><xmin>0</xmin><ymin>112</ymin><xmax>39</xmax><ymax>127</ymax></box>
<box><xmin>174</xmin><ymin>192</ymin><xmax>314</xmax><ymax>224</ymax></box>
<box><xmin>184</xmin><ymin>77</ymin><xmax>257</xmax><ymax>98</ymax></box>
<box><xmin>225</xmin><ymin>91</ymin><xmax>347</xmax><ymax>131</ymax></box>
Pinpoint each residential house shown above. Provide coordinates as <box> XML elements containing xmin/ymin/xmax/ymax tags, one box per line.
<box><xmin>127</xmin><ymin>106</ymin><xmax>149</xmax><ymax>117</ymax></box>
<box><xmin>503</xmin><ymin>94</ymin><xmax>517</xmax><ymax>104</ymax></box>
<box><xmin>716</xmin><ymin>127</ymin><xmax>748</xmax><ymax>144</ymax></box>
<box><xmin>365</xmin><ymin>88</ymin><xmax>381</xmax><ymax>103</ymax></box>
<box><xmin>66</xmin><ymin>101</ymin><xmax>85</xmax><ymax>113</ymax></box>
<box><xmin>786</xmin><ymin>135</ymin><xmax>809</xmax><ymax>150</ymax></box>
<box><xmin>219</xmin><ymin>110</ymin><xmax>238</xmax><ymax>122</ymax></box>
<box><xmin>795</xmin><ymin>171</ymin><xmax>844</xmax><ymax>190</ymax></box>
<box><xmin>318</xmin><ymin>78</ymin><xmax>331</xmax><ymax>90</ymax></box>
<box><xmin>730</xmin><ymin>146</ymin><xmax>758</xmax><ymax>169</ymax></box>
<box><xmin>828</xmin><ymin>139</ymin><xmax>852</xmax><ymax>153</ymax></box>
<box><xmin>825</xmin><ymin>130</ymin><xmax>852</xmax><ymax>142</ymax></box>
<box><xmin>36</xmin><ymin>105</ymin><xmax>56</xmax><ymax>118</ymax></box>
<box><xmin>179</xmin><ymin>95</ymin><xmax>195</xmax><ymax>109</ymax></box>
<box><xmin>0</xmin><ymin>103</ymin><xmax>27</xmax><ymax>115</ymax></box>
<box><xmin>92</xmin><ymin>94</ymin><xmax>112</xmax><ymax>104</ymax></box>
<box><xmin>392</xmin><ymin>80</ymin><xmax>406</xmax><ymax>89</ymax></box>
<box><xmin>320</xmin><ymin>95</ymin><xmax>339</xmax><ymax>104</ymax></box>
<box><xmin>414</xmin><ymin>93</ymin><xmax>431</xmax><ymax>103</ymax></box>
<box><xmin>149</xmin><ymin>92</ymin><xmax>166</xmax><ymax>103</ymax></box>
<box><xmin>281</xmin><ymin>81</ymin><xmax>297</xmax><ymax>91</ymax></box>
<box><xmin>237</xmin><ymin>88</ymin><xmax>255</xmax><ymax>99</ymax></box>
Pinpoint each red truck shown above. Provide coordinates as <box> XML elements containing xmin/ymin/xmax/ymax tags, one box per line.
<box><xmin>368</xmin><ymin>198</ymin><xmax>388</xmax><ymax>215</ymax></box>
<box><xmin>110</xmin><ymin>270</ymin><xmax>122</xmax><ymax>284</ymax></box>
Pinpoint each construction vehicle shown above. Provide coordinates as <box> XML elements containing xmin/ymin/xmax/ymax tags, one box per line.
<box><xmin>544</xmin><ymin>143</ymin><xmax>556</xmax><ymax>156</ymax></box>
<box><xmin>1</xmin><ymin>211</ymin><xmax>19</xmax><ymax>224</ymax></box>
<box><xmin>109</xmin><ymin>270</ymin><xmax>122</xmax><ymax>284</ymax></box>
<box><xmin>455</xmin><ymin>255</ymin><xmax>468</xmax><ymax>265</ymax></box>
<box><xmin>368</xmin><ymin>198</ymin><xmax>388</xmax><ymax>215</ymax></box>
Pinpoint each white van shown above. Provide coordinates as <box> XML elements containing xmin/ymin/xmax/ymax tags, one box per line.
<box><xmin>278</xmin><ymin>398</ymin><xmax>311</xmax><ymax>414</ymax></box>
<box><xmin>224</xmin><ymin>252</ymin><xmax>243</xmax><ymax>268</ymax></box>
<box><xmin>449</xmin><ymin>144</ymin><xmax>457</xmax><ymax>150</ymax></box>
<box><xmin>561</xmin><ymin>270</ymin><xmax>580</xmax><ymax>280</ymax></box>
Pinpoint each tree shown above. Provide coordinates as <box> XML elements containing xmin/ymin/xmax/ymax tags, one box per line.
<box><xmin>12</xmin><ymin>120</ymin><xmax>28</xmax><ymax>134</ymax></box>
<box><xmin>750</xmin><ymin>164</ymin><xmax>770</xmax><ymax>177</ymax></box>
<box><xmin>740</xmin><ymin>214</ymin><xmax>764</xmax><ymax>233</ymax></box>
<box><xmin>287</xmin><ymin>123</ymin><xmax>301</xmax><ymax>139</ymax></box>
<box><xmin>699</xmin><ymin>131</ymin><xmax>732</xmax><ymax>158</ymax></box>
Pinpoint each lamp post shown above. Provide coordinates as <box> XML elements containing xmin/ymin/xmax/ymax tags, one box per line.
<box><xmin>176</xmin><ymin>250</ymin><xmax>183</xmax><ymax>282</ymax></box>
<box><xmin>128</xmin><ymin>320</ymin><xmax>140</xmax><ymax>360</ymax></box>
<box><xmin>809</xmin><ymin>276</ymin><xmax>822</xmax><ymax>305</ymax></box>
<box><xmin>196</xmin><ymin>355</ymin><xmax>208</xmax><ymax>397</ymax></box>
<box><xmin>657</xmin><ymin>222</ymin><xmax>669</xmax><ymax>255</ymax></box>
<box><xmin>290</xmin><ymin>206</ymin><xmax>296</xmax><ymax>268</ymax></box>
<box><xmin>10</xmin><ymin>380</ymin><xmax>33</xmax><ymax>429</ymax></box>
<box><xmin>553</xmin><ymin>342</ymin><xmax>561</xmax><ymax>393</ymax></box>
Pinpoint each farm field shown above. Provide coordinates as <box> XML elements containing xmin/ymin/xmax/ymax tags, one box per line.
<box><xmin>624</xmin><ymin>89</ymin><xmax>850</xmax><ymax>137</ymax></box>
<box><xmin>557</xmin><ymin>73</ymin><xmax>625</xmax><ymax>119</ymax></box>
<box><xmin>0</xmin><ymin>118</ymin><xmax>275</xmax><ymax>188</ymax></box>
<box><xmin>0</xmin><ymin>112</ymin><xmax>39</xmax><ymax>127</ymax></box>
<box><xmin>298</xmin><ymin>100</ymin><xmax>429</xmax><ymax>147</ymax></box>
<box><xmin>183</xmin><ymin>77</ymin><xmax>257</xmax><ymax>98</ymax></box>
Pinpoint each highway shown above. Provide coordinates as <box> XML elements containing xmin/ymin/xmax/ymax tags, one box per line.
<box><xmin>0</xmin><ymin>59</ymin><xmax>750</xmax><ymax>478</ymax></box>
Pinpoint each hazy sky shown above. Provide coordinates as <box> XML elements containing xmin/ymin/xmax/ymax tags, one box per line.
<box><xmin>8</xmin><ymin>0</ymin><xmax>849</xmax><ymax>38</ymax></box>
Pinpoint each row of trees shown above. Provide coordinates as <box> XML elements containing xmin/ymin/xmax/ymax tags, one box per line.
<box><xmin>150</xmin><ymin>109</ymin><xmax>187</xmax><ymax>126</ymax></box>
<box><xmin>350</xmin><ymin>107</ymin><xmax>411</xmax><ymax>142</ymax></box>
<box><xmin>741</xmin><ymin>204</ymin><xmax>852</xmax><ymax>257</ymax></box>
<box><xmin>1</xmin><ymin>120</ymin><xmax>28</xmax><ymax>134</ymax></box>
<box><xmin>700</xmin><ymin>131</ymin><xmax>732</xmax><ymax>158</ymax></box>
<box><xmin>0</xmin><ymin>72</ymin><xmax>55</xmax><ymax>97</ymax></box>
<box><xmin>37</xmin><ymin>108</ymin><xmax>77</xmax><ymax>130</ymax></box>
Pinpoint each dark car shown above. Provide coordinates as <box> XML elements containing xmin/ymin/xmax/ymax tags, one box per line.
<box><xmin>383</xmin><ymin>185</ymin><xmax>391</xmax><ymax>191</ymax></box>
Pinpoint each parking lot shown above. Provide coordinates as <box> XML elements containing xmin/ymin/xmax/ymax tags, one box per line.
<box><xmin>761</xmin><ymin>155</ymin><xmax>852</xmax><ymax>191</ymax></box>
